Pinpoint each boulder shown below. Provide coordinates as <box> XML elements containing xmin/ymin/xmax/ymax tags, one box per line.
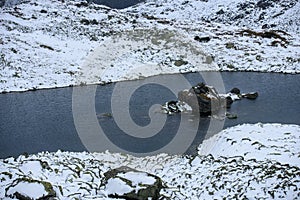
<box><xmin>226</xmin><ymin>96</ymin><xmax>234</xmax><ymax>108</ymax></box>
<box><xmin>256</xmin><ymin>0</ymin><xmax>272</xmax><ymax>9</ymax></box>
<box><xmin>5</xmin><ymin>177</ymin><xmax>56</xmax><ymax>200</ymax></box>
<box><xmin>163</xmin><ymin>100</ymin><xmax>181</xmax><ymax>113</ymax></box>
<box><xmin>174</xmin><ymin>59</ymin><xmax>188</xmax><ymax>66</ymax></box>
<box><xmin>226</xmin><ymin>112</ymin><xmax>238</xmax><ymax>119</ymax></box>
<box><xmin>178</xmin><ymin>82</ymin><xmax>226</xmax><ymax>116</ymax></box>
<box><xmin>243</xmin><ymin>92</ymin><xmax>259</xmax><ymax>100</ymax></box>
<box><xmin>230</xmin><ymin>87</ymin><xmax>241</xmax><ymax>95</ymax></box>
<box><xmin>161</xmin><ymin>100</ymin><xmax>192</xmax><ymax>114</ymax></box>
<box><xmin>194</xmin><ymin>36</ymin><xmax>211</xmax><ymax>43</ymax></box>
<box><xmin>103</xmin><ymin>166</ymin><xmax>163</xmax><ymax>200</ymax></box>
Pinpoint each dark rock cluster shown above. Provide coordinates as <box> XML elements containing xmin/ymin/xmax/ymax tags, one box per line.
<box><xmin>178</xmin><ymin>82</ymin><xmax>226</xmax><ymax>116</ymax></box>
<box><xmin>164</xmin><ymin>82</ymin><xmax>258</xmax><ymax>117</ymax></box>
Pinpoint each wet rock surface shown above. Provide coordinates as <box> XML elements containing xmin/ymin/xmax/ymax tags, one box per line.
<box><xmin>243</xmin><ymin>92</ymin><xmax>259</xmax><ymax>99</ymax></box>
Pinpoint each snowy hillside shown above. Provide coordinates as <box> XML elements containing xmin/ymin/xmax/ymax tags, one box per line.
<box><xmin>127</xmin><ymin>0</ymin><xmax>300</xmax><ymax>73</ymax></box>
<box><xmin>1</xmin><ymin>0</ymin><xmax>299</xmax><ymax>92</ymax></box>
<box><xmin>1</xmin><ymin>123</ymin><xmax>299</xmax><ymax>199</ymax></box>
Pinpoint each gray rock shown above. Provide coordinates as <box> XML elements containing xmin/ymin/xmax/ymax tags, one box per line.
<box><xmin>178</xmin><ymin>82</ymin><xmax>226</xmax><ymax>116</ymax></box>
<box><xmin>230</xmin><ymin>87</ymin><xmax>241</xmax><ymax>95</ymax></box>
<box><xmin>194</xmin><ymin>36</ymin><xmax>210</xmax><ymax>43</ymax></box>
<box><xmin>226</xmin><ymin>112</ymin><xmax>238</xmax><ymax>119</ymax></box>
<box><xmin>174</xmin><ymin>59</ymin><xmax>188</xmax><ymax>67</ymax></box>
<box><xmin>243</xmin><ymin>92</ymin><xmax>259</xmax><ymax>100</ymax></box>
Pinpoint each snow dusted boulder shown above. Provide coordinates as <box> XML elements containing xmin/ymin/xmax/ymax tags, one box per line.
<box><xmin>178</xmin><ymin>82</ymin><xmax>227</xmax><ymax>115</ymax></box>
<box><xmin>5</xmin><ymin>177</ymin><xmax>56</xmax><ymax>199</ymax></box>
<box><xmin>103</xmin><ymin>166</ymin><xmax>162</xmax><ymax>200</ymax></box>
<box><xmin>161</xmin><ymin>100</ymin><xmax>192</xmax><ymax>114</ymax></box>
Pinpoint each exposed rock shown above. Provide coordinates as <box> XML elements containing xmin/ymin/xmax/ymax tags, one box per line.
<box><xmin>238</xmin><ymin>30</ymin><xmax>289</xmax><ymax>45</ymax></box>
<box><xmin>165</xmin><ymin>84</ymin><xmax>258</xmax><ymax>115</ymax></box>
<box><xmin>226</xmin><ymin>112</ymin><xmax>238</xmax><ymax>119</ymax></box>
<box><xmin>225</xmin><ymin>42</ymin><xmax>235</xmax><ymax>49</ymax></box>
<box><xmin>243</xmin><ymin>92</ymin><xmax>259</xmax><ymax>99</ymax></box>
<box><xmin>40</xmin><ymin>9</ymin><xmax>47</xmax><ymax>13</ymax></box>
<box><xmin>161</xmin><ymin>100</ymin><xmax>192</xmax><ymax>114</ymax></box>
<box><xmin>178</xmin><ymin>82</ymin><xmax>226</xmax><ymax>116</ymax></box>
<box><xmin>80</xmin><ymin>18</ymin><xmax>90</xmax><ymax>25</ymax></box>
<box><xmin>257</xmin><ymin>0</ymin><xmax>273</xmax><ymax>10</ymax></box>
<box><xmin>75</xmin><ymin>1</ymin><xmax>89</xmax><ymax>7</ymax></box>
<box><xmin>205</xmin><ymin>55</ymin><xmax>214</xmax><ymax>64</ymax></box>
<box><xmin>99</xmin><ymin>112</ymin><xmax>113</xmax><ymax>117</ymax></box>
<box><xmin>194</xmin><ymin>36</ymin><xmax>210</xmax><ymax>43</ymax></box>
<box><xmin>163</xmin><ymin>100</ymin><xmax>180</xmax><ymax>113</ymax></box>
<box><xmin>103</xmin><ymin>166</ymin><xmax>163</xmax><ymax>200</ymax></box>
<box><xmin>40</xmin><ymin>44</ymin><xmax>54</xmax><ymax>51</ymax></box>
<box><xmin>216</xmin><ymin>9</ymin><xmax>225</xmax><ymax>15</ymax></box>
<box><xmin>174</xmin><ymin>59</ymin><xmax>188</xmax><ymax>66</ymax></box>
<box><xmin>226</xmin><ymin>96</ymin><xmax>233</xmax><ymax>108</ymax></box>
<box><xmin>262</xmin><ymin>24</ymin><xmax>269</xmax><ymax>29</ymax></box>
<box><xmin>230</xmin><ymin>87</ymin><xmax>240</xmax><ymax>95</ymax></box>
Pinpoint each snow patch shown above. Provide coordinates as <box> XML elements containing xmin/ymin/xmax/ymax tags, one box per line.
<box><xmin>198</xmin><ymin>123</ymin><xmax>300</xmax><ymax>166</ymax></box>
<box><xmin>7</xmin><ymin>182</ymin><xmax>47</xmax><ymax>199</ymax></box>
<box><xmin>118</xmin><ymin>172</ymin><xmax>156</xmax><ymax>186</ymax></box>
<box><xmin>105</xmin><ymin>178</ymin><xmax>133</xmax><ymax>195</ymax></box>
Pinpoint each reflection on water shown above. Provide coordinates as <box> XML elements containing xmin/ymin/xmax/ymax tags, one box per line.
<box><xmin>0</xmin><ymin>72</ymin><xmax>300</xmax><ymax>158</ymax></box>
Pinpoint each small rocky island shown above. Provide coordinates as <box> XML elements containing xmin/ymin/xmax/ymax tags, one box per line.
<box><xmin>162</xmin><ymin>82</ymin><xmax>258</xmax><ymax>118</ymax></box>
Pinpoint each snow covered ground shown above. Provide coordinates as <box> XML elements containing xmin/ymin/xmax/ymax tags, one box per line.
<box><xmin>0</xmin><ymin>123</ymin><xmax>299</xmax><ymax>199</ymax></box>
<box><xmin>0</xmin><ymin>0</ymin><xmax>299</xmax><ymax>92</ymax></box>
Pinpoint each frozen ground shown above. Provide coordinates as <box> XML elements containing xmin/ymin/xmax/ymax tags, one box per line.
<box><xmin>0</xmin><ymin>0</ymin><xmax>299</xmax><ymax>92</ymax></box>
<box><xmin>0</xmin><ymin>123</ymin><xmax>299</xmax><ymax>199</ymax></box>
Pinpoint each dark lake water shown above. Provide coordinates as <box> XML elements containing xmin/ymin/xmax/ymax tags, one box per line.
<box><xmin>0</xmin><ymin>72</ymin><xmax>300</xmax><ymax>158</ymax></box>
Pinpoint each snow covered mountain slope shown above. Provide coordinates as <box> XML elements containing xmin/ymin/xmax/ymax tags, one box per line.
<box><xmin>0</xmin><ymin>0</ymin><xmax>299</xmax><ymax>93</ymax></box>
<box><xmin>127</xmin><ymin>0</ymin><xmax>300</xmax><ymax>72</ymax></box>
<box><xmin>1</xmin><ymin>123</ymin><xmax>299</xmax><ymax>199</ymax></box>
<box><xmin>0</xmin><ymin>0</ymin><xmax>138</xmax><ymax>92</ymax></box>
<box><xmin>128</xmin><ymin>0</ymin><xmax>300</xmax><ymax>33</ymax></box>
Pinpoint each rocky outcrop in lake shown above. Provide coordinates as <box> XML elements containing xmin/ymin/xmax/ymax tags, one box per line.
<box><xmin>178</xmin><ymin>82</ymin><xmax>226</xmax><ymax>116</ymax></box>
<box><xmin>163</xmin><ymin>82</ymin><xmax>258</xmax><ymax>117</ymax></box>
